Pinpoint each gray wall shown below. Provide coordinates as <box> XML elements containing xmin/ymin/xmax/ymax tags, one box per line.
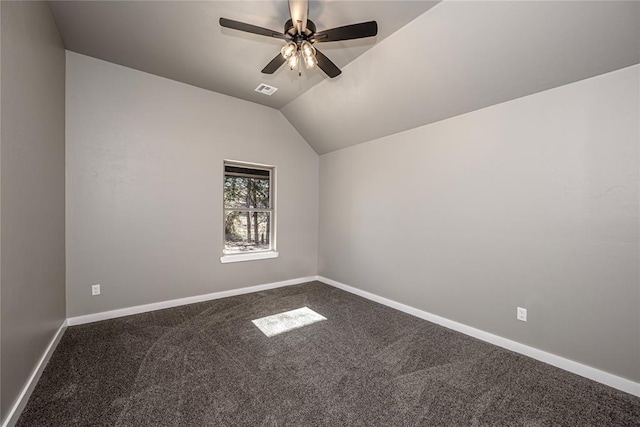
<box><xmin>66</xmin><ymin>52</ymin><xmax>319</xmax><ymax>318</ymax></box>
<box><xmin>319</xmin><ymin>66</ymin><xmax>639</xmax><ymax>382</ymax></box>
<box><xmin>1</xmin><ymin>1</ymin><xmax>66</xmax><ymax>421</ymax></box>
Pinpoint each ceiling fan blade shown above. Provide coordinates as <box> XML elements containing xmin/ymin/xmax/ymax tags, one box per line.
<box><xmin>288</xmin><ymin>0</ymin><xmax>309</xmax><ymax>35</ymax></box>
<box><xmin>312</xmin><ymin>21</ymin><xmax>378</xmax><ymax>43</ymax></box>
<box><xmin>262</xmin><ymin>53</ymin><xmax>286</xmax><ymax>74</ymax></box>
<box><xmin>315</xmin><ymin>48</ymin><xmax>341</xmax><ymax>78</ymax></box>
<box><xmin>220</xmin><ymin>18</ymin><xmax>290</xmax><ymax>40</ymax></box>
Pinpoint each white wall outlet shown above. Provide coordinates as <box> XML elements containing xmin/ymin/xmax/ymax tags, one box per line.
<box><xmin>517</xmin><ymin>307</ymin><xmax>527</xmax><ymax>322</ymax></box>
<box><xmin>91</xmin><ymin>284</ymin><xmax>101</xmax><ymax>296</ymax></box>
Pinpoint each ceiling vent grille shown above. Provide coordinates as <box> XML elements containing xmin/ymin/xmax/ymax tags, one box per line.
<box><xmin>254</xmin><ymin>83</ymin><xmax>278</xmax><ymax>96</ymax></box>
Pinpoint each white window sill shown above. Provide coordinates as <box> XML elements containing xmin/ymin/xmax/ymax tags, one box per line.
<box><xmin>220</xmin><ymin>251</ymin><xmax>279</xmax><ymax>264</ymax></box>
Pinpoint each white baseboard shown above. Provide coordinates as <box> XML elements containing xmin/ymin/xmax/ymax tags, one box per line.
<box><xmin>3</xmin><ymin>320</ymin><xmax>68</xmax><ymax>427</ymax></box>
<box><xmin>8</xmin><ymin>274</ymin><xmax>637</xmax><ymax>427</ymax></box>
<box><xmin>317</xmin><ymin>275</ymin><xmax>640</xmax><ymax>398</ymax></box>
<box><xmin>67</xmin><ymin>276</ymin><xmax>317</xmax><ymax>326</ymax></box>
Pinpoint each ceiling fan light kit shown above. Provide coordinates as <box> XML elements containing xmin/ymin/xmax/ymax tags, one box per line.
<box><xmin>300</xmin><ymin>41</ymin><xmax>317</xmax><ymax>68</ymax></box>
<box><xmin>281</xmin><ymin>42</ymin><xmax>297</xmax><ymax>60</ymax></box>
<box><xmin>220</xmin><ymin>0</ymin><xmax>378</xmax><ymax>79</ymax></box>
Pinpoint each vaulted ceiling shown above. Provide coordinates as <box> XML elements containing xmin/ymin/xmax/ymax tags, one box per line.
<box><xmin>50</xmin><ymin>1</ymin><xmax>640</xmax><ymax>154</ymax></box>
<box><xmin>49</xmin><ymin>1</ymin><xmax>437</xmax><ymax>109</ymax></box>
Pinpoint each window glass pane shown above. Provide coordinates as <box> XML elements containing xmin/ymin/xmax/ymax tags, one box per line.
<box><xmin>224</xmin><ymin>176</ymin><xmax>248</xmax><ymax>208</ymax></box>
<box><xmin>225</xmin><ymin>211</ymin><xmax>271</xmax><ymax>253</ymax></box>
<box><xmin>248</xmin><ymin>177</ymin><xmax>270</xmax><ymax>209</ymax></box>
<box><xmin>224</xmin><ymin>176</ymin><xmax>270</xmax><ymax>209</ymax></box>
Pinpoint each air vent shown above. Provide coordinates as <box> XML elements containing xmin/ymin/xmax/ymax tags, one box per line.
<box><xmin>254</xmin><ymin>83</ymin><xmax>278</xmax><ymax>96</ymax></box>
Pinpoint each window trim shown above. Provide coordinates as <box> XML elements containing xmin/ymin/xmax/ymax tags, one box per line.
<box><xmin>221</xmin><ymin>160</ymin><xmax>277</xmax><ymax>263</ymax></box>
<box><xmin>220</xmin><ymin>251</ymin><xmax>279</xmax><ymax>264</ymax></box>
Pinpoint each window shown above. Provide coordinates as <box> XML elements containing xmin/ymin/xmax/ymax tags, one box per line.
<box><xmin>221</xmin><ymin>161</ymin><xmax>277</xmax><ymax>263</ymax></box>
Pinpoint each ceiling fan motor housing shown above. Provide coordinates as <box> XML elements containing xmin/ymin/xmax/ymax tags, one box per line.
<box><xmin>285</xmin><ymin>18</ymin><xmax>316</xmax><ymax>39</ymax></box>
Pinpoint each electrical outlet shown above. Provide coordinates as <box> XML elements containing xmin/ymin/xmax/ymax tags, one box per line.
<box><xmin>91</xmin><ymin>284</ymin><xmax>101</xmax><ymax>296</ymax></box>
<box><xmin>517</xmin><ymin>307</ymin><xmax>527</xmax><ymax>322</ymax></box>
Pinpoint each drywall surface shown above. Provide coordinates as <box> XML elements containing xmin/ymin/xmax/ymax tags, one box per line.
<box><xmin>66</xmin><ymin>52</ymin><xmax>319</xmax><ymax>317</ymax></box>
<box><xmin>319</xmin><ymin>66</ymin><xmax>640</xmax><ymax>382</ymax></box>
<box><xmin>1</xmin><ymin>1</ymin><xmax>66</xmax><ymax>421</ymax></box>
<box><xmin>282</xmin><ymin>1</ymin><xmax>640</xmax><ymax>154</ymax></box>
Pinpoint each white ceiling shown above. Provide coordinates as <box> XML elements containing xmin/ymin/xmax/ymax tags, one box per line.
<box><xmin>49</xmin><ymin>0</ymin><xmax>438</xmax><ymax>110</ymax></box>
<box><xmin>49</xmin><ymin>1</ymin><xmax>639</xmax><ymax>155</ymax></box>
<box><xmin>282</xmin><ymin>1</ymin><xmax>640</xmax><ymax>154</ymax></box>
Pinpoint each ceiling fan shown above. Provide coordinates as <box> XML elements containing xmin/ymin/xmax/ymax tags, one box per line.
<box><xmin>220</xmin><ymin>0</ymin><xmax>378</xmax><ymax>78</ymax></box>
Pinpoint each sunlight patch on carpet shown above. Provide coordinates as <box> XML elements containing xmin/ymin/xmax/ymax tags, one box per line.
<box><xmin>252</xmin><ymin>307</ymin><xmax>327</xmax><ymax>337</ymax></box>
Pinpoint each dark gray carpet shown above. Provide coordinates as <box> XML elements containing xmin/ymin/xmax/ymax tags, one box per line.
<box><xmin>17</xmin><ymin>281</ymin><xmax>640</xmax><ymax>426</ymax></box>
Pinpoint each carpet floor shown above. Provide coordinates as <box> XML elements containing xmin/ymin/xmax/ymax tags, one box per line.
<box><xmin>17</xmin><ymin>281</ymin><xmax>640</xmax><ymax>426</ymax></box>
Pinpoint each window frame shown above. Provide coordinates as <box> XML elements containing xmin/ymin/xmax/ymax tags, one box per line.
<box><xmin>220</xmin><ymin>160</ymin><xmax>278</xmax><ymax>263</ymax></box>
